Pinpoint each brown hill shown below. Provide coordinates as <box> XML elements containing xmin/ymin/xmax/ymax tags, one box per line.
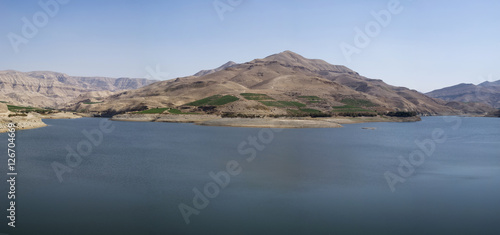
<box><xmin>0</xmin><ymin>70</ymin><xmax>157</xmax><ymax>108</ymax></box>
<box><xmin>427</xmin><ymin>81</ymin><xmax>500</xmax><ymax>109</ymax></box>
<box><xmin>66</xmin><ymin>51</ymin><xmax>494</xmax><ymax>117</ymax></box>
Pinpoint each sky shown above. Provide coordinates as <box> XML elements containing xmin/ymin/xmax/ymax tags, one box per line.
<box><xmin>1</xmin><ymin>0</ymin><xmax>499</xmax><ymax>92</ymax></box>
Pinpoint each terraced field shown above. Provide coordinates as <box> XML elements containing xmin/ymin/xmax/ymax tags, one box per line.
<box><xmin>259</xmin><ymin>101</ymin><xmax>306</xmax><ymax>108</ymax></box>
<box><xmin>332</xmin><ymin>105</ymin><xmax>374</xmax><ymax>113</ymax></box>
<box><xmin>299</xmin><ymin>96</ymin><xmax>322</xmax><ymax>103</ymax></box>
<box><xmin>7</xmin><ymin>105</ymin><xmax>51</xmax><ymax>114</ymax></box>
<box><xmin>241</xmin><ymin>93</ymin><xmax>274</xmax><ymax>101</ymax></box>
<box><xmin>340</xmin><ymin>98</ymin><xmax>377</xmax><ymax>107</ymax></box>
<box><xmin>186</xmin><ymin>95</ymin><xmax>239</xmax><ymax>106</ymax></box>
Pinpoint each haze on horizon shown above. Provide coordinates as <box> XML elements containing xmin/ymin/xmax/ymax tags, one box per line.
<box><xmin>1</xmin><ymin>0</ymin><xmax>499</xmax><ymax>92</ymax></box>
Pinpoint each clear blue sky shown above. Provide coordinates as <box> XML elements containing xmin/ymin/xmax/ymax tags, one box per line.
<box><xmin>1</xmin><ymin>0</ymin><xmax>499</xmax><ymax>92</ymax></box>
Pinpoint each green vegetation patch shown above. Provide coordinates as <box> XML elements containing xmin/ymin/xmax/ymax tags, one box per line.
<box><xmin>287</xmin><ymin>108</ymin><xmax>323</xmax><ymax>115</ymax></box>
<box><xmin>0</xmin><ymin>101</ymin><xmax>8</xmax><ymax>103</ymax></box>
<box><xmin>167</xmin><ymin>108</ymin><xmax>183</xmax><ymax>114</ymax></box>
<box><xmin>299</xmin><ymin>108</ymin><xmax>322</xmax><ymax>114</ymax></box>
<box><xmin>286</xmin><ymin>109</ymin><xmax>303</xmax><ymax>115</ymax></box>
<box><xmin>332</xmin><ymin>99</ymin><xmax>377</xmax><ymax>113</ymax></box>
<box><xmin>332</xmin><ymin>105</ymin><xmax>375</xmax><ymax>113</ymax></box>
<box><xmin>186</xmin><ymin>95</ymin><xmax>239</xmax><ymax>106</ymax></box>
<box><xmin>340</xmin><ymin>98</ymin><xmax>377</xmax><ymax>107</ymax></box>
<box><xmin>7</xmin><ymin>105</ymin><xmax>51</xmax><ymax>114</ymax></box>
<box><xmin>259</xmin><ymin>101</ymin><xmax>306</xmax><ymax>108</ymax></box>
<box><xmin>299</xmin><ymin>96</ymin><xmax>322</xmax><ymax>103</ymax></box>
<box><xmin>241</xmin><ymin>93</ymin><xmax>274</xmax><ymax>101</ymax></box>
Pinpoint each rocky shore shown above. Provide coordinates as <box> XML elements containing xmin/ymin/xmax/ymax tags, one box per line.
<box><xmin>0</xmin><ymin>103</ymin><xmax>82</xmax><ymax>133</ymax></box>
<box><xmin>0</xmin><ymin>114</ymin><xmax>48</xmax><ymax>132</ymax></box>
<box><xmin>0</xmin><ymin>105</ymin><xmax>422</xmax><ymax>132</ymax></box>
<box><xmin>40</xmin><ymin>112</ymin><xmax>82</xmax><ymax>119</ymax></box>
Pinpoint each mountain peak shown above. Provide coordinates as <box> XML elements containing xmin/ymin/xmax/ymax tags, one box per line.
<box><xmin>265</xmin><ymin>50</ymin><xmax>305</xmax><ymax>61</ymax></box>
<box><xmin>194</xmin><ymin>61</ymin><xmax>238</xmax><ymax>77</ymax></box>
<box><xmin>263</xmin><ymin>51</ymin><xmax>357</xmax><ymax>74</ymax></box>
<box><xmin>221</xmin><ymin>61</ymin><xmax>236</xmax><ymax>67</ymax></box>
<box><xmin>278</xmin><ymin>50</ymin><xmax>303</xmax><ymax>57</ymax></box>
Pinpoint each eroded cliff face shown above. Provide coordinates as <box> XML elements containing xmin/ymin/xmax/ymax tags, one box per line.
<box><xmin>0</xmin><ymin>70</ymin><xmax>157</xmax><ymax>108</ymax></box>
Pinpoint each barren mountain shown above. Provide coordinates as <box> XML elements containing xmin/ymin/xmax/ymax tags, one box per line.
<box><xmin>64</xmin><ymin>51</ymin><xmax>495</xmax><ymax>116</ymax></box>
<box><xmin>427</xmin><ymin>81</ymin><xmax>500</xmax><ymax>109</ymax></box>
<box><xmin>194</xmin><ymin>61</ymin><xmax>237</xmax><ymax>76</ymax></box>
<box><xmin>0</xmin><ymin>70</ymin><xmax>157</xmax><ymax>108</ymax></box>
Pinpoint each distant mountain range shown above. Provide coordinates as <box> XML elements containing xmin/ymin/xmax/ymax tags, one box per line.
<box><xmin>0</xmin><ymin>70</ymin><xmax>157</xmax><ymax>108</ymax></box>
<box><xmin>427</xmin><ymin>81</ymin><xmax>500</xmax><ymax>109</ymax></box>
<box><xmin>64</xmin><ymin>51</ymin><xmax>495</xmax><ymax>116</ymax></box>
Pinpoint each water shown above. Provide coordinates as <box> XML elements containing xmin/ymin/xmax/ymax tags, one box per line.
<box><xmin>0</xmin><ymin>117</ymin><xmax>499</xmax><ymax>234</ymax></box>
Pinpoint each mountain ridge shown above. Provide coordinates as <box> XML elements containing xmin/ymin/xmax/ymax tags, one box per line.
<box><xmin>427</xmin><ymin>80</ymin><xmax>500</xmax><ymax>109</ymax></box>
<box><xmin>0</xmin><ymin>70</ymin><xmax>158</xmax><ymax>108</ymax></box>
<box><xmin>65</xmin><ymin>51</ymin><xmax>495</xmax><ymax>117</ymax></box>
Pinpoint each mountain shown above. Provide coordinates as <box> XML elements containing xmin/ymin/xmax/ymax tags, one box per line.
<box><xmin>0</xmin><ymin>70</ymin><xmax>157</xmax><ymax>108</ymax></box>
<box><xmin>65</xmin><ymin>51</ymin><xmax>494</xmax><ymax>116</ymax></box>
<box><xmin>194</xmin><ymin>61</ymin><xmax>237</xmax><ymax>76</ymax></box>
<box><xmin>426</xmin><ymin>81</ymin><xmax>500</xmax><ymax>109</ymax></box>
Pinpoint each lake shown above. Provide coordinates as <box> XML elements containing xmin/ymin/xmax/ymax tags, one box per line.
<box><xmin>1</xmin><ymin>116</ymin><xmax>499</xmax><ymax>234</ymax></box>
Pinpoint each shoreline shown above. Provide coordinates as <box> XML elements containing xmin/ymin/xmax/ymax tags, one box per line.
<box><xmin>110</xmin><ymin>113</ymin><xmax>422</xmax><ymax>128</ymax></box>
<box><xmin>0</xmin><ymin>112</ymin><xmax>82</xmax><ymax>133</ymax></box>
<box><xmin>5</xmin><ymin>112</ymin><xmax>495</xmax><ymax>131</ymax></box>
<box><xmin>0</xmin><ymin>112</ymin><xmax>427</xmax><ymax>132</ymax></box>
<box><xmin>0</xmin><ymin>114</ymin><xmax>48</xmax><ymax>133</ymax></box>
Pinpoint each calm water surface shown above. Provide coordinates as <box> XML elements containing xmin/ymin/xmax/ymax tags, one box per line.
<box><xmin>1</xmin><ymin>116</ymin><xmax>499</xmax><ymax>234</ymax></box>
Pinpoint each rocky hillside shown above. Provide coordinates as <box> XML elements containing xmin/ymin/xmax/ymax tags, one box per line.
<box><xmin>69</xmin><ymin>51</ymin><xmax>495</xmax><ymax>117</ymax></box>
<box><xmin>0</xmin><ymin>70</ymin><xmax>157</xmax><ymax>108</ymax></box>
<box><xmin>427</xmin><ymin>81</ymin><xmax>500</xmax><ymax>109</ymax></box>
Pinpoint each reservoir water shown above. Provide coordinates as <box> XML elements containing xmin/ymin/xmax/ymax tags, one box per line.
<box><xmin>1</xmin><ymin>116</ymin><xmax>499</xmax><ymax>234</ymax></box>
